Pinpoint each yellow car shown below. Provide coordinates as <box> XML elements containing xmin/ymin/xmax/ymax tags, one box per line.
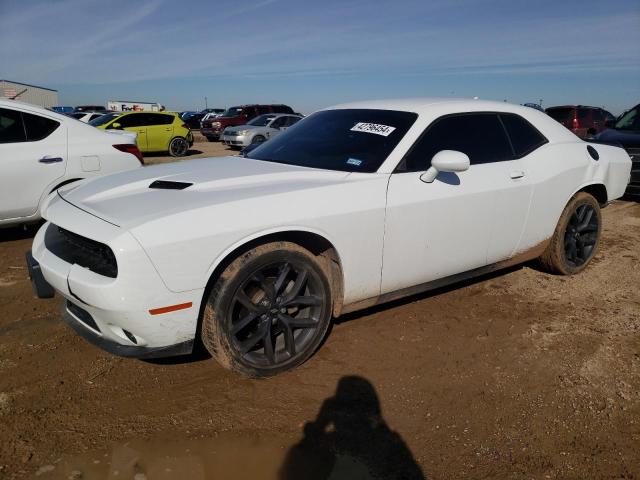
<box><xmin>90</xmin><ymin>111</ymin><xmax>193</xmax><ymax>157</ymax></box>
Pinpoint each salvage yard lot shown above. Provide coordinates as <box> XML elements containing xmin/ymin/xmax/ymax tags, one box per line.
<box><xmin>0</xmin><ymin>148</ymin><xmax>639</xmax><ymax>479</ymax></box>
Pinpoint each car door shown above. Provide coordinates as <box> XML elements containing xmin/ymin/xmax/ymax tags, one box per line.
<box><xmin>382</xmin><ymin>112</ymin><xmax>531</xmax><ymax>294</ymax></box>
<box><xmin>145</xmin><ymin>113</ymin><xmax>174</xmax><ymax>152</ymax></box>
<box><xmin>110</xmin><ymin>113</ymin><xmax>148</xmax><ymax>151</ymax></box>
<box><xmin>266</xmin><ymin>116</ymin><xmax>287</xmax><ymax>138</ymax></box>
<box><xmin>0</xmin><ymin>107</ymin><xmax>66</xmax><ymax>220</ymax></box>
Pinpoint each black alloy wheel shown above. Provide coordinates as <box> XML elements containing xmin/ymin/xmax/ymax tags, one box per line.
<box><xmin>227</xmin><ymin>259</ymin><xmax>326</xmax><ymax>369</ymax></box>
<box><xmin>564</xmin><ymin>203</ymin><xmax>599</xmax><ymax>267</ymax></box>
<box><xmin>169</xmin><ymin>137</ymin><xmax>189</xmax><ymax>156</ymax></box>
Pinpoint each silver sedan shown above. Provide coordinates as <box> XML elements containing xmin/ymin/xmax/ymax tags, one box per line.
<box><xmin>221</xmin><ymin>113</ymin><xmax>303</xmax><ymax>148</ymax></box>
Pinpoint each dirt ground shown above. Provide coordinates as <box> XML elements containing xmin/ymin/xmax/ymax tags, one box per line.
<box><xmin>0</xmin><ymin>148</ymin><xmax>639</xmax><ymax>479</ymax></box>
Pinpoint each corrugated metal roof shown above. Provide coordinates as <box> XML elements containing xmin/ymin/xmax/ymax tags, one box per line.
<box><xmin>0</xmin><ymin>79</ymin><xmax>58</xmax><ymax>92</ymax></box>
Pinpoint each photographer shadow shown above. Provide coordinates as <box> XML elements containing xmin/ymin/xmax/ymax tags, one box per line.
<box><xmin>279</xmin><ymin>376</ymin><xmax>425</xmax><ymax>480</ymax></box>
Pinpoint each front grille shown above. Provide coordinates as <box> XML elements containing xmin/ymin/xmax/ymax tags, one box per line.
<box><xmin>67</xmin><ymin>301</ymin><xmax>100</xmax><ymax>332</ymax></box>
<box><xmin>45</xmin><ymin>224</ymin><xmax>118</xmax><ymax>278</ymax></box>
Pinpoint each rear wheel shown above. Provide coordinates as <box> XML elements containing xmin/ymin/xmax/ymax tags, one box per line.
<box><xmin>538</xmin><ymin>192</ymin><xmax>601</xmax><ymax>275</ymax></box>
<box><xmin>201</xmin><ymin>242</ymin><xmax>332</xmax><ymax>377</ymax></box>
<box><xmin>169</xmin><ymin>137</ymin><xmax>189</xmax><ymax>157</ymax></box>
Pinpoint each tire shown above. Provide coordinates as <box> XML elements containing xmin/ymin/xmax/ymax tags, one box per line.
<box><xmin>206</xmin><ymin>137</ymin><xmax>215</xmax><ymax>142</ymax></box>
<box><xmin>252</xmin><ymin>135</ymin><xmax>266</xmax><ymax>144</ymax></box>
<box><xmin>169</xmin><ymin>137</ymin><xmax>189</xmax><ymax>157</ymax></box>
<box><xmin>201</xmin><ymin>242</ymin><xmax>332</xmax><ymax>378</ymax></box>
<box><xmin>538</xmin><ymin>192</ymin><xmax>602</xmax><ymax>275</ymax></box>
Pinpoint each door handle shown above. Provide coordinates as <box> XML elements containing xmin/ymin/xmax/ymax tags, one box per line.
<box><xmin>510</xmin><ymin>170</ymin><xmax>525</xmax><ymax>179</ymax></box>
<box><xmin>39</xmin><ymin>156</ymin><xmax>63</xmax><ymax>164</ymax></box>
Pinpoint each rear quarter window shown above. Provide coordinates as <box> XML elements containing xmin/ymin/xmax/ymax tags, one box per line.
<box><xmin>22</xmin><ymin>112</ymin><xmax>60</xmax><ymax>141</ymax></box>
<box><xmin>499</xmin><ymin>113</ymin><xmax>548</xmax><ymax>157</ymax></box>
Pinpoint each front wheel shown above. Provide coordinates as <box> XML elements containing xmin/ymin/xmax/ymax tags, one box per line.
<box><xmin>201</xmin><ymin>242</ymin><xmax>332</xmax><ymax>377</ymax></box>
<box><xmin>251</xmin><ymin>135</ymin><xmax>266</xmax><ymax>144</ymax></box>
<box><xmin>169</xmin><ymin>137</ymin><xmax>189</xmax><ymax>157</ymax></box>
<box><xmin>538</xmin><ymin>192</ymin><xmax>602</xmax><ymax>275</ymax></box>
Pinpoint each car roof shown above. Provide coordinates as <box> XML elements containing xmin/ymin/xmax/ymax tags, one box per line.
<box><xmin>0</xmin><ymin>99</ymin><xmax>72</xmax><ymax>121</ymax></box>
<box><xmin>546</xmin><ymin>105</ymin><xmax>601</xmax><ymax>110</ymax></box>
<box><xmin>328</xmin><ymin>97</ymin><xmax>544</xmax><ymax>116</ymax></box>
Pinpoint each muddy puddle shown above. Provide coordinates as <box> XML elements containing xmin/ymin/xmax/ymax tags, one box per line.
<box><xmin>34</xmin><ymin>432</ymin><xmax>380</xmax><ymax>480</ymax></box>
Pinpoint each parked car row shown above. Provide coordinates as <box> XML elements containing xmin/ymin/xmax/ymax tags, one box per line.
<box><xmin>220</xmin><ymin>113</ymin><xmax>303</xmax><ymax>147</ymax></box>
<box><xmin>201</xmin><ymin>104</ymin><xmax>296</xmax><ymax>141</ymax></box>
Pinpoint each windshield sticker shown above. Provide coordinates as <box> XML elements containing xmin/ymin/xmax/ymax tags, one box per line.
<box><xmin>350</xmin><ymin>122</ymin><xmax>396</xmax><ymax>137</ymax></box>
<box><xmin>346</xmin><ymin>158</ymin><xmax>363</xmax><ymax>167</ymax></box>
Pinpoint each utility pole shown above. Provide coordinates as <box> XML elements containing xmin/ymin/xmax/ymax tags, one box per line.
<box><xmin>205</xmin><ymin>96</ymin><xmax>208</xmax><ymax>109</ymax></box>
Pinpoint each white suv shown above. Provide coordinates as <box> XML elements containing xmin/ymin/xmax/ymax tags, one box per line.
<box><xmin>0</xmin><ymin>100</ymin><xmax>143</xmax><ymax>227</ymax></box>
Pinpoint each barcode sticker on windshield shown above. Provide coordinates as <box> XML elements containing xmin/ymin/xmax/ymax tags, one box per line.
<box><xmin>350</xmin><ymin>122</ymin><xmax>396</xmax><ymax>137</ymax></box>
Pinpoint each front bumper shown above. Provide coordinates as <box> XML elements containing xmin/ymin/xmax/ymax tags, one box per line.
<box><xmin>201</xmin><ymin>127</ymin><xmax>221</xmax><ymax>139</ymax></box>
<box><xmin>30</xmin><ymin>200</ymin><xmax>204</xmax><ymax>358</ymax></box>
<box><xmin>62</xmin><ymin>300</ymin><xmax>193</xmax><ymax>358</ymax></box>
<box><xmin>220</xmin><ymin>133</ymin><xmax>251</xmax><ymax>147</ymax></box>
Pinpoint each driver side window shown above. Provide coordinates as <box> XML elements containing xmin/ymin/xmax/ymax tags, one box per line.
<box><xmin>398</xmin><ymin>113</ymin><xmax>513</xmax><ymax>172</ymax></box>
<box><xmin>270</xmin><ymin>117</ymin><xmax>286</xmax><ymax>129</ymax></box>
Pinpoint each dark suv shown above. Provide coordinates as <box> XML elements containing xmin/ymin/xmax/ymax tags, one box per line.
<box><xmin>545</xmin><ymin>105</ymin><xmax>615</xmax><ymax>139</ymax></box>
<box><xmin>594</xmin><ymin>103</ymin><xmax>640</xmax><ymax>199</ymax></box>
<box><xmin>200</xmin><ymin>104</ymin><xmax>294</xmax><ymax>141</ymax></box>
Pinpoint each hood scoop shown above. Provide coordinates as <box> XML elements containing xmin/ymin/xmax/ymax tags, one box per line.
<box><xmin>149</xmin><ymin>180</ymin><xmax>193</xmax><ymax>190</ymax></box>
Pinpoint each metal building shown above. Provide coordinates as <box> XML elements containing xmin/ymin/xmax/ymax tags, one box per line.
<box><xmin>0</xmin><ymin>79</ymin><xmax>58</xmax><ymax>108</ymax></box>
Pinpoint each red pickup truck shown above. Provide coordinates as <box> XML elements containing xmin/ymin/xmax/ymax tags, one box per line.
<box><xmin>201</xmin><ymin>104</ymin><xmax>295</xmax><ymax>141</ymax></box>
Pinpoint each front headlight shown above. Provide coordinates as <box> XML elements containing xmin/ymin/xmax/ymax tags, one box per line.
<box><xmin>239</xmin><ymin>129</ymin><xmax>251</xmax><ymax>135</ymax></box>
<box><xmin>212</xmin><ymin>122</ymin><xmax>221</xmax><ymax>128</ymax></box>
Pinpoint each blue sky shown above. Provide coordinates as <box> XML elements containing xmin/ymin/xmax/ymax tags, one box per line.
<box><xmin>1</xmin><ymin>0</ymin><xmax>638</xmax><ymax>114</ymax></box>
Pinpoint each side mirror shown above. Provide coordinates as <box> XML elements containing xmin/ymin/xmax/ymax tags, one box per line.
<box><xmin>420</xmin><ymin>150</ymin><xmax>470</xmax><ymax>183</ymax></box>
<box><xmin>111</xmin><ymin>122</ymin><xmax>122</xmax><ymax>130</ymax></box>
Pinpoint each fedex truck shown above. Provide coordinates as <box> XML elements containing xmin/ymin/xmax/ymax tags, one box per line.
<box><xmin>107</xmin><ymin>100</ymin><xmax>164</xmax><ymax>112</ymax></box>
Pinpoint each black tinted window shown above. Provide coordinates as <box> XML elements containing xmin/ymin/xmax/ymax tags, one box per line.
<box><xmin>247</xmin><ymin>109</ymin><xmax>417</xmax><ymax>173</ymax></box>
<box><xmin>269</xmin><ymin>117</ymin><xmax>287</xmax><ymax>128</ymax></box>
<box><xmin>287</xmin><ymin>116</ymin><xmax>301</xmax><ymax>127</ymax></box>
<box><xmin>145</xmin><ymin>113</ymin><xmax>174</xmax><ymax>125</ymax></box>
<box><xmin>256</xmin><ymin>105</ymin><xmax>271</xmax><ymax>115</ymax></box>
<box><xmin>114</xmin><ymin>113</ymin><xmax>145</xmax><ymax>128</ymax></box>
<box><xmin>499</xmin><ymin>113</ymin><xmax>547</xmax><ymax>157</ymax></box>
<box><xmin>546</xmin><ymin>108</ymin><xmax>574</xmax><ymax>122</ymax></box>
<box><xmin>401</xmin><ymin>113</ymin><xmax>512</xmax><ymax>172</ymax></box>
<box><xmin>22</xmin><ymin>112</ymin><xmax>59</xmax><ymax>141</ymax></box>
<box><xmin>577</xmin><ymin>108</ymin><xmax>591</xmax><ymax>120</ymax></box>
<box><xmin>0</xmin><ymin>108</ymin><xmax>26</xmax><ymax>143</ymax></box>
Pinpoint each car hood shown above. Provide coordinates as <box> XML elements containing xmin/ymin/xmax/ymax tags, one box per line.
<box><xmin>57</xmin><ymin>156</ymin><xmax>351</xmax><ymax>229</ymax></box>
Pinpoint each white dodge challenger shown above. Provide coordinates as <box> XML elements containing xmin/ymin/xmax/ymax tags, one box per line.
<box><xmin>28</xmin><ymin>98</ymin><xmax>631</xmax><ymax>377</ymax></box>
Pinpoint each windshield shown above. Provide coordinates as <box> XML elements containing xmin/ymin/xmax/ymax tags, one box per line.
<box><xmin>89</xmin><ymin>113</ymin><xmax>119</xmax><ymax>127</ymax></box>
<box><xmin>246</xmin><ymin>109</ymin><xmax>418</xmax><ymax>173</ymax></box>
<box><xmin>248</xmin><ymin>114</ymin><xmax>276</xmax><ymax>127</ymax></box>
<box><xmin>546</xmin><ymin>107</ymin><xmax>574</xmax><ymax>122</ymax></box>
<box><xmin>221</xmin><ymin>107</ymin><xmax>243</xmax><ymax>118</ymax></box>
<box><xmin>614</xmin><ymin>105</ymin><xmax>639</xmax><ymax>131</ymax></box>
